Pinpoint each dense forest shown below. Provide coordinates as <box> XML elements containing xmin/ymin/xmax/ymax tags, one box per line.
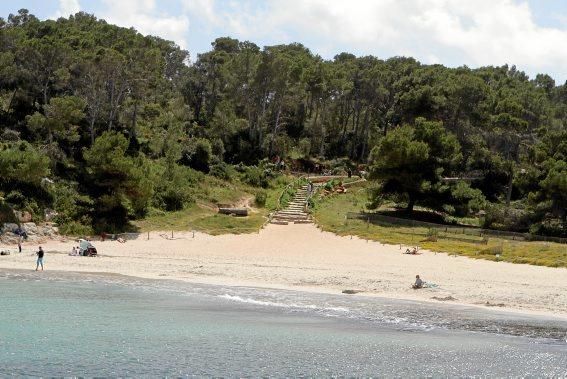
<box><xmin>0</xmin><ymin>9</ymin><xmax>565</xmax><ymax>236</ymax></box>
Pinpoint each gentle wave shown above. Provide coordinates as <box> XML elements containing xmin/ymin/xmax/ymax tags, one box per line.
<box><xmin>218</xmin><ymin>294</ymin><xmax>350</xmax><ymax>313</ymax></box>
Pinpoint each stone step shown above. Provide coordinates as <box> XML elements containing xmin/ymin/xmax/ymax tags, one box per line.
<box><xmin>273</xmin><ymin>215</ymin><xmax>309</xmax><ymax>221</ymax></box>
<box><xmin>293</xmin><ymin>220</ymin><xmax>313</xmax><ymax>224</ymax></box>
<box><xmin>270</xmin><ymin>220</ymin><xmax>289</xmax><ymax>225</ymax></box>
<box><xmin>272</xmin><ymin>216</ymin><xmax>309</xmax><ymax>222</ymax></box>
<box><xmin>277</xmin><ymin>215</ymin><xmax>307</xmax><ymax>219</ymax></box>
<box><xmin>276</xmin><ymin>210</ymin><xmax>307</xmax><ymax>214</ymax></box>
<box><xmin>274</xmin><ymin>213</ymin><xmax>309</xmax><ymax>218</ymax></box>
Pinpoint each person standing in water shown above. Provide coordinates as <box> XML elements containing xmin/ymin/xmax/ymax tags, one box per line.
<box><xmin>35</xmin><ymin>246</ymin><xmax>44</xmax><ymax>271</ymax></box>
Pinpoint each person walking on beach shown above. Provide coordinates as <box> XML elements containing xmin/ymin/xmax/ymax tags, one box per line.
<box><xmin>35</xmin><ymin>246</ymin><xmax>44</xmax><ymax>271</ymax></box>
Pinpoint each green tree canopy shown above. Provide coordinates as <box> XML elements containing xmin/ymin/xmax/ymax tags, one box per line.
<box><xmin>83</xmin><ymin>132</ymin><xmax>153</xmax><ymax>230</ymax></box>
<box><xmin>368</xmin><ymin>118</ymin><xmax>461</xmax><ymax>211</ymax></box>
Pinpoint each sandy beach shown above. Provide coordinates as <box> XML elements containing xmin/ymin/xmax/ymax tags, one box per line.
<box><xmin>1</xmin><ymin>223</ymin><xmax>566</xmax><ymax>316</ymax></box>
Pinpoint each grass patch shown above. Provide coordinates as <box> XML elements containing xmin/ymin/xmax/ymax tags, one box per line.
<box><xmin>313</xmin><ymin>183</ymin><xmax>567</xmax><ymax>268</ymax></box>
<box><xmin>134</xmin><ymin>174</ymin><xmax>291</xmax><ymax>234</ymax></box>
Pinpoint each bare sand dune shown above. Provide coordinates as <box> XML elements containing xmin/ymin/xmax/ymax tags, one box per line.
<box><xmin>2</xmin><ymin>223</ymin><xmax>566</xmax><ymax>316</ymax></box>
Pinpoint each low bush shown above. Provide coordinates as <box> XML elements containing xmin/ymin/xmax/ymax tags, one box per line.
<box><xmin>181</xmin><ymin>138</ymin><xmax>212</xmax><ymax>173</ymax></box>
<box><xmin>479</xmin><ymin>244</ymin><xmax>503</xmax><ymax>256</ymax></box>
<box><xmin>152</xmin><ymin>164</ymin><xmax>198</xmax><ymax>211</ymax></box>
<box><xmin>57</xmin><ymin>219</ymin><xmax>94</xmax><ymax>236</ymax></box>
<box><xmin>241</xmin><ymin>166</ymin><xmax>270</xmax><ymax>188</ymax></box>
<box><xmin>255</xmin><ymin>190</ymin><xmax>267</xmax><ymax>207</ymax></box>
<box><xmin>209</xmin><ymin>162</ymin><xmax>235</xmax><ymax>181</ymax></box>
<box><xmin>529</xmin><ymin>218</ymin><xmax>566</xmax><ymax>237</ymax></box>
<box><xmin>451</xmin><ymin>182</ymin><xmax>487</xmax><ymax>217</ymax></box>
<box><xmin>482</xmin><ymin>203</ymin><xmax>532</xmax><ymax>232</ymax></box>
<box><xmin>0</xmin><ymin>200</ymin><xmax>17</xmax><ymax>224</ymax></box>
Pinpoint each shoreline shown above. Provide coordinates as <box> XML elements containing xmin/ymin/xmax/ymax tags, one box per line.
<box><xmin>2</xmin><ymin>223</ymin><xmax>567</xmax><ymax>319</ymax></box>
<box><xmin>3</xmin><ymin>266</ymin><xmax>567</xmax><ymax>323</ymax></box>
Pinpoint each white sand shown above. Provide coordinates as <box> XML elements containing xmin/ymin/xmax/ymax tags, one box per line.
<box><xmin>2</xmin><ymin>223</ymin><xmax>566</xmax><ymax>316</ymax></box>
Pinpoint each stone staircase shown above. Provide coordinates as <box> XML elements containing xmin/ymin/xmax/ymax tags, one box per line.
<box><xmin>270</xmin><ymin>185</ymin><xmax>313</xmax><ymax>225</ymax></box>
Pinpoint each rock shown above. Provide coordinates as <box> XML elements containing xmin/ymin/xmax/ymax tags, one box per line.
<box><xmin>342</xmin><ymin>289</ymin><xmax>363</xmax><ymax>295</ymax></box>
<box><xmin>1</xmin><ymin>223</ymin><xmax>19</xmax><ymax>234</ymax></box>
<box><xmin>22</xmin><ymin>222</ymin><xmax>38</xmax><ymax>235</ymax></box>
<box><xmin>14</xmin><ymin>210</ymin><xmax>32</xmax><ymax>223</ymax></box>
<box><xmin>0</xmin><ymin>234</ymin><xmax>20</xmax><ymax>244</ymax></box>
<box><xmin>485</xmin><ymin>301</ymin><xmax>506</xmax><ymax>307</ymax></box>
<box><xmin>431</xmin><ymin>296</ymin><xmax>457</xmax><ymax>302</ymax></box>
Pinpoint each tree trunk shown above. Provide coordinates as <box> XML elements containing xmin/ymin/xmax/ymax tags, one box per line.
<box><xmin>6</xmin><ymin>88</ymin><xmax>17</xmax><ymax>112</ymax></box>
<box><xmin>350</xmin><ymin>102</ymin><xmax>363</xmax><ymax>158</ymax></box>
<box><xmin>407</xmin><ymin>196</ymin><xmax>415</xmax><ymax>213</ymax></box>
<box><xmin>319</xmin><ymin>101</ymin><xmax>327</xmax><ymax>157</ymax></box>
<box><xmin>89</xmin><ymin>117</ymin><xmax>96</xmax><ymax>146</ymax></box>
<box><xmin>269</xmin><ymin>104</ymin><xmax>282</xmax><ymax>157</ymax></box>
<box><xmin>505</xmin><ymin>167</ymin><xmax>514</xmax><ymax>208</ymax></box>
<box><xmin>130</xmin><ymin>100</ymin><xmax>138</xmax><ymax>141</ymax></box>
<box><xmin>108</xmin><ymin>79</ymin><xmax>115</xmax><ymax>131</ymax></box>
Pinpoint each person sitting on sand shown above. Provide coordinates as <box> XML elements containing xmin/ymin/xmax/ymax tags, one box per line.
<box><xmin>404</xmin><ymin>247</ymin><xmax>418</xmax><ymax>255</ymax></box>
<box><xmin>412</xmin><ymin>275</ymin><xmax>423</xmax><ymax>289</ymax></box>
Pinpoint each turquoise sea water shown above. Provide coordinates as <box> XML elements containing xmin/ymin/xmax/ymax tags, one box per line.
<box><xmin>1</xmin><ymin>270</ymin><xmax>566</xmax><ymax>376</ymax></box>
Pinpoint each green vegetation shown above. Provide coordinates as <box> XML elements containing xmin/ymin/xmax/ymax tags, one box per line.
<box><xmin>0</xmin><ymin>9</ymin><xmax>565</xmax><ymax>238</ymax></box>
<box><xmin>134</xmin><ymin>174</ymin><xmax>286</xmax><ymax>234</ymax></box>
<box><xmin>312</xmin><ymin>183</ymin><xmax>567</xmax><ymax>268</ymax></box>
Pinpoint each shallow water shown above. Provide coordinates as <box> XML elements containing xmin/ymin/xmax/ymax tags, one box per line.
<box><xmin>1</xmin><ymin>270</ymin><xmax>566</xmax><ymax>376</ymax></box>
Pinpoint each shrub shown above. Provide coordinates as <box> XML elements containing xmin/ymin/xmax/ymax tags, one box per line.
<box><xmin>211</xmin><ymin>138</ymin><xmax>225</xmax><ymax>159</ymax></box>
<box><xmin>4</xmin><ymin>191</ymin><xmax>26</xmax><ymax>206</ymax></box>
<box><xmin>255</xmin><ymin>190</ymin><xmax>267</xmax><ymax>207</ymax></box>
<box><xmin>0</xmin><ymin>129</ymin><xmax>20</xmax><ymax>141</ymax></box>
<box><xmin>482</xmin><ymin>203</ymin><xmax>531</xmax><ymax>232</ymax></box>
<box><xmin>451</xmin><ymin>182</ymin><xmax>487</xmax><ymax>216</ymax></box>
<box><xmin>58</xmin><ymin>219</ymin><xmax>94</xmax><ymax>237</ymax></box>
<box><xmin>51</xmin><ymin>181</ymin><xmax>93</xmax><ymax>229</ymax></box>
<box><xmin>529</xmin><ymin>218</ymin><xmax>566</xmax><ymax>237</ymax></box>
<box><xmin>85</xmin><ymin>132</ymin><xmax>155</xmax><ymax>226</ymax></box>
<box><xmin>181</xmin><ymin>138</ymin><xmax>212</xmax><ymax>173</ymax></box>
<box><xmin>241</xmin><ymin>166</ymin><xmax>270</xmax><ymax>188</ymax></box>
<box><xmin>152</xmin><ymin>164</ymin><xmax>198</xmax><ymax>211</ymax></box>
<box><xmin>479</xmin><ymin>244</ymin><xmax>503</xmax><ymax>256</ymax></box>
<box><xmin>425</xmin><ymin>228</ymin><xmax>439</xmax><ymax>242</ymax></box>
<box><xmin>0</xmin><ymin>200</ymin><xmax>17</xmax><ymax>224</ymax></box>
<box><xmin>210</xmin><ymin>162</ymin><xmax>235</xmax><ymax>181</ymax></box>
